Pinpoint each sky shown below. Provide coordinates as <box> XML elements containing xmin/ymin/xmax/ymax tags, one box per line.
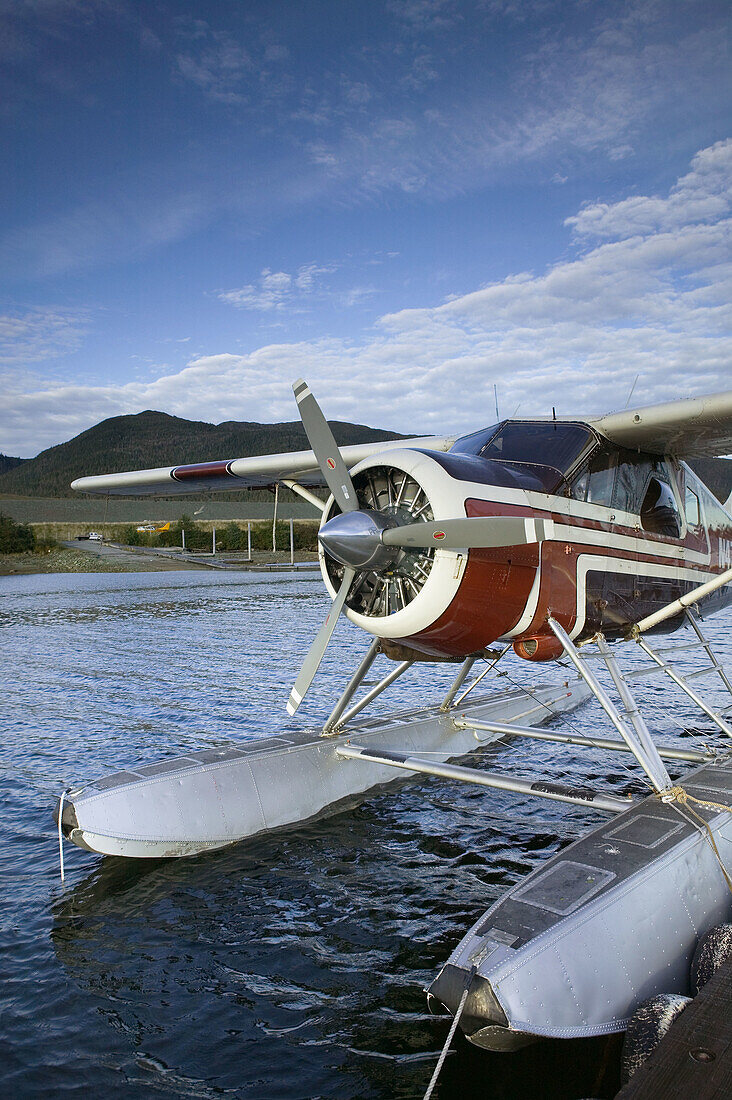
<box><xmin>1</xmin><ymin>0</ymin><xmax>730</xmax><ymax>458</ymax></box>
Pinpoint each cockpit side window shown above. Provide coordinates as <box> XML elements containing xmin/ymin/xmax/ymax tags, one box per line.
<box><xmin>571</xmin><ymin>448</ymin><xmax>681</xmax><ymax>537</ymax></box>
<box><xmin>571</xmin><ymin>448</ymin><xmax>616</xmax><ymax>506</ymax></box>
<box><xmin>614</xmin><ymin>453</ymin><xmax>654</xmax><ymax>513</ymax></box>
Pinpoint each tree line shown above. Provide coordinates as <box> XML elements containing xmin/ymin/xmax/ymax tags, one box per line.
<box><xmin>121</xmin><ymin>515</ymin><xmax>320</xmax><ymax>552</ymax></box>
<box><xmin>0</xmin><ymin>513</ymin><xmax>56</xmax><ymax>554</ymax></box>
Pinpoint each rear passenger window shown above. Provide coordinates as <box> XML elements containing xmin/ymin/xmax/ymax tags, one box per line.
<box><xmin>685</xmin><ymin>486</ymin><xmax>700</xmax><ymax>527</ymax></box>
<box><xmin>641</xmin><ymin>478</ymin><xmax>681</xmax><ymax>537</ymax></box>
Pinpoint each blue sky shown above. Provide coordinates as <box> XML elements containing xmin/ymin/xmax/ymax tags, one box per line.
<box><xmin>1</xmin><ymin>0</ymin><xmax>730</xmax><ymax>457</ymax></box>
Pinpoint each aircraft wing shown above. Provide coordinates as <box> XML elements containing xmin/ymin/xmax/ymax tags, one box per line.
<box><xmin>71</xmin><ymin>436</ymin><xmax>457</xmax><ymax>497</ymax></box>
<box><xmin>589</xmin><ymin>390</ymin><xmax>732</xmax><ymax>458</ymax></box>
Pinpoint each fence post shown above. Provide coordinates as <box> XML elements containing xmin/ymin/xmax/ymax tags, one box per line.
<box><xmin>272</xmin><ymin>482</ymin><xmax>279</xmax><ymax>553</ymax></box>
<box><xmin>212</xmin><ymin>526</ymin><xmax>216</xmax><ymax>555</ymax></box>
<box><xmin>289</xmin><ymin>518</ymin><xmax>294</xmax><ymax>565</ymax></box>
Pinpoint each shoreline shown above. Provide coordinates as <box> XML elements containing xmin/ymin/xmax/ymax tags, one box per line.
<box><xmin>0</xmin><ymin>547</ymin><xmax>212</xmax><ymax>575</ymax></box>
<box><xmin>0</xmin><ymin>544</ymin><xmax>321</xmax><ymax>576</ymax></box>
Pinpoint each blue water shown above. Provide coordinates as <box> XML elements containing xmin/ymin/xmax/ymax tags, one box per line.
<box><xmin>2</xmin><ymin>570</ymin><xmax>731</xmax><ymax>1099</ymax></box>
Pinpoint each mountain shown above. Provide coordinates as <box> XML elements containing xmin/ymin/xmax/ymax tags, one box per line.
<box><xmin>0</xmin><ymin>411</ymin><xmax>407</xmax><ymax>498</ymax></box>
<box><xmin>0</xmin><ymin>454</ymin><xmax>27</xmax><ymax>476</ymax></box>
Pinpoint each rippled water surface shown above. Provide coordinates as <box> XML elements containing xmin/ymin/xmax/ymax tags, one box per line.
<box><xmin>2</xmin><ymin>570</ymin><xmax>731</xmax><ymax>1099</ymax></box>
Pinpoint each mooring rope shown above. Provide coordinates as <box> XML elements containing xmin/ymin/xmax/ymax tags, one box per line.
<box><xmin>422</xmin><ymin>967</ymin><xmax>475</xmax><ymax>1100</ymax></box>
<box><xmin>659</xmin><ymin>785</ymin><xmax>732</xmax><ymax>894</ymax></box>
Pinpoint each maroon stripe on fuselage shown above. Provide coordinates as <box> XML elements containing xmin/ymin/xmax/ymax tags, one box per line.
<box><xmin>463</xmin><ymin>497</ymin><xmax>718</xmax><ymax>566</ymax></box>
<box><xmin>464</xmin><ymin>496</ymin><xmax>708</xmax><ymax>546</ymax></box>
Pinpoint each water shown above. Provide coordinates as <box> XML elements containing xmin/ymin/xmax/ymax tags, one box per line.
<box><xmin>2</xmin><ymin>570</ymin><xmax>731</xmax><ymax>1099</ymax></box>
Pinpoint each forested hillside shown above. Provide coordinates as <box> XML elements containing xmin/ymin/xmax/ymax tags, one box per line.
<box><xmin>0</xmin><ymin>411</ymin><xmax>406</xmax><ymax>498</ymax></box>
<box><xmin>0</xmin><ymin>454</ymin><xmax>27</xmax><ymax>475</ymax></box>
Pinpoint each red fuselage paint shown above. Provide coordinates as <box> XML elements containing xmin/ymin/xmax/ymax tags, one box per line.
<box><xmin>396</xmin><ymin>488</ymin><xmax>732</xmax><ymax>659</ymax></box>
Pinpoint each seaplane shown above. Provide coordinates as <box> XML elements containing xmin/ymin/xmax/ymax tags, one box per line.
<box><xmin>58</xmin><ymin>383</ymin><xmax>732</xmax><ymax>1056</ymax></box>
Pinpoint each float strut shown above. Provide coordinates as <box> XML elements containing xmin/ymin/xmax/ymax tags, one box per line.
<box><xmin>547</xmin><ymin>618</ymin><xmax>671</xmax><ymax>792</ymax></box>
<box><xmin>336</xmin><ymin>744</ymin><xmax>633</xmax><ymax>814</ymax></box>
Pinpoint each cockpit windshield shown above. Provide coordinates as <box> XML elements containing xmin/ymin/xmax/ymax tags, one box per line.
<box><xmin>451</xmin><ymin>421</ymin><xmax>594</xmax><ymax>493</ymax></box>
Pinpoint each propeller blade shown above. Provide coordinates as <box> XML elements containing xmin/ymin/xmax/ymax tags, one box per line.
<box><xmin>382</xmin><ymin>516</ymin><xmax>552</xmax><ymax>550</ymax></box>
<box><xmin>293</xmin><ymin>379</ymin><xmax>358</xmax><ymax>513</ymax></box>
<box><xmin>286</xmin><ymin>567</ymin><xmax>356</xmax><ymax>715</ymax></box>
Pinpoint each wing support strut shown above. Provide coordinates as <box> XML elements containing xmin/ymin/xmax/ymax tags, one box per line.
<box><xmin>631</xmin><ymin>565</ymin><xmax>732</xmax><ymax>635</ymax></box>
<box><xmin>281</xmin><ymin>479</ymin><xmax>326</xmax><ymax>514</ymax></box>
<box><xmin>620</xmin><ymin>607</ymin><xmax>730</xmax><ymax>734</ymax></box>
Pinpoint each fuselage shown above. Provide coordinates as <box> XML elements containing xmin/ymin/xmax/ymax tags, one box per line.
<box><xmin>319</xmin><ymin>420</ymin><xmax>732</xmax><ymax>659</ymax></box>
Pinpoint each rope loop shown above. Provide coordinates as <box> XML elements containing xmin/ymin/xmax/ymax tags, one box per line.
<box><xmin>659</xmin><ymin>784</ymin><xmax>731</xmax><ymax>814</ymax></box>
<box><xmin>657</xmin><ymin>784</ymin><xmax>732</xmax><ymax>893</ymax></box>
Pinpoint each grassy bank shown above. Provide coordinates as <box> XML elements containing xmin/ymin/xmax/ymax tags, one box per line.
<box><xmin>0</xmin><ymin>547</ymin><xmax>212</xmax><ymax>575</ymax></box>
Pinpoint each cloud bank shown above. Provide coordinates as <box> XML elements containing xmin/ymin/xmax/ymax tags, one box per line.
<box><xmin>3</xmin><ymin>140</ymin><xmax>731</xmax><ymax>456</ymax></box>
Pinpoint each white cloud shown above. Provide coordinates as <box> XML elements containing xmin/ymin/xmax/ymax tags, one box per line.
<box><xmin>293</xmin><ymin>263</ymin><xmax>336</xmax><ymax>292</ymax></box>
<box><xmin>4</xmin><ymin>3</ymin><xmax>728</xmax><ymax>282</ymax></box>
<box><xmin>217</xmin><ymin>263</ymin><xmax>339</xmax><ymax>312</ymax></box>
<box><xmin>4</xmin><ymin>142</ymin><xmax>731</xmax><ymax>456</ymax></box>
<box><xmin>175</xmin><ymin>29</ymin><xmax>254</xmax><ymax>105</ymax></box>
<box><xmin>174</xmin><ymin>19</ymin><xmax>290</xmax><ymax>106</ymax></box>
<box><xmin>0</xmin><ymin>306</ymin><xmax>88</xmax><ymax>365</ymax></box>
<box><xmin>297</xmin><ymin>9</ymin><xmax>730</xmax><ymax>201</ymax></box>
<box><xmin>566</xmin><ymin>140</ymin><xmax>732</xmax><ymax>240</ymax></box>
<box><xmin>388</xmin><ymin>0</ymin><xmax>462</xmax><ymax>33</ymax></box>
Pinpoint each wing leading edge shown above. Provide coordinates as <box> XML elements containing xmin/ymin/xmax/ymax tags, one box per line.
<box><xmin>70</xmin><ymin>436</ymin><xmax>457</xmax><ymax>497</ymax></box>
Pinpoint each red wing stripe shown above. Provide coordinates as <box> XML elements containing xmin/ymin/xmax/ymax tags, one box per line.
<box><xmin>171</xmin><ymin>461</ymin><xmax>236</xmax><ymax>482</ymax></box>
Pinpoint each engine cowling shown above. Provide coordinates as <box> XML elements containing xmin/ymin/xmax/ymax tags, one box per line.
<box><xmin>318</xmin><ymin>448</ymin><xmax>540</xmax><ymax>657</ymax></box>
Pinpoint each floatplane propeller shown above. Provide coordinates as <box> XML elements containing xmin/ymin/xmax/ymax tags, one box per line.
<box><xmin>286</xmin><ymin>378</ymin><xmax>541</xmax><ymax>715</ymax></box>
